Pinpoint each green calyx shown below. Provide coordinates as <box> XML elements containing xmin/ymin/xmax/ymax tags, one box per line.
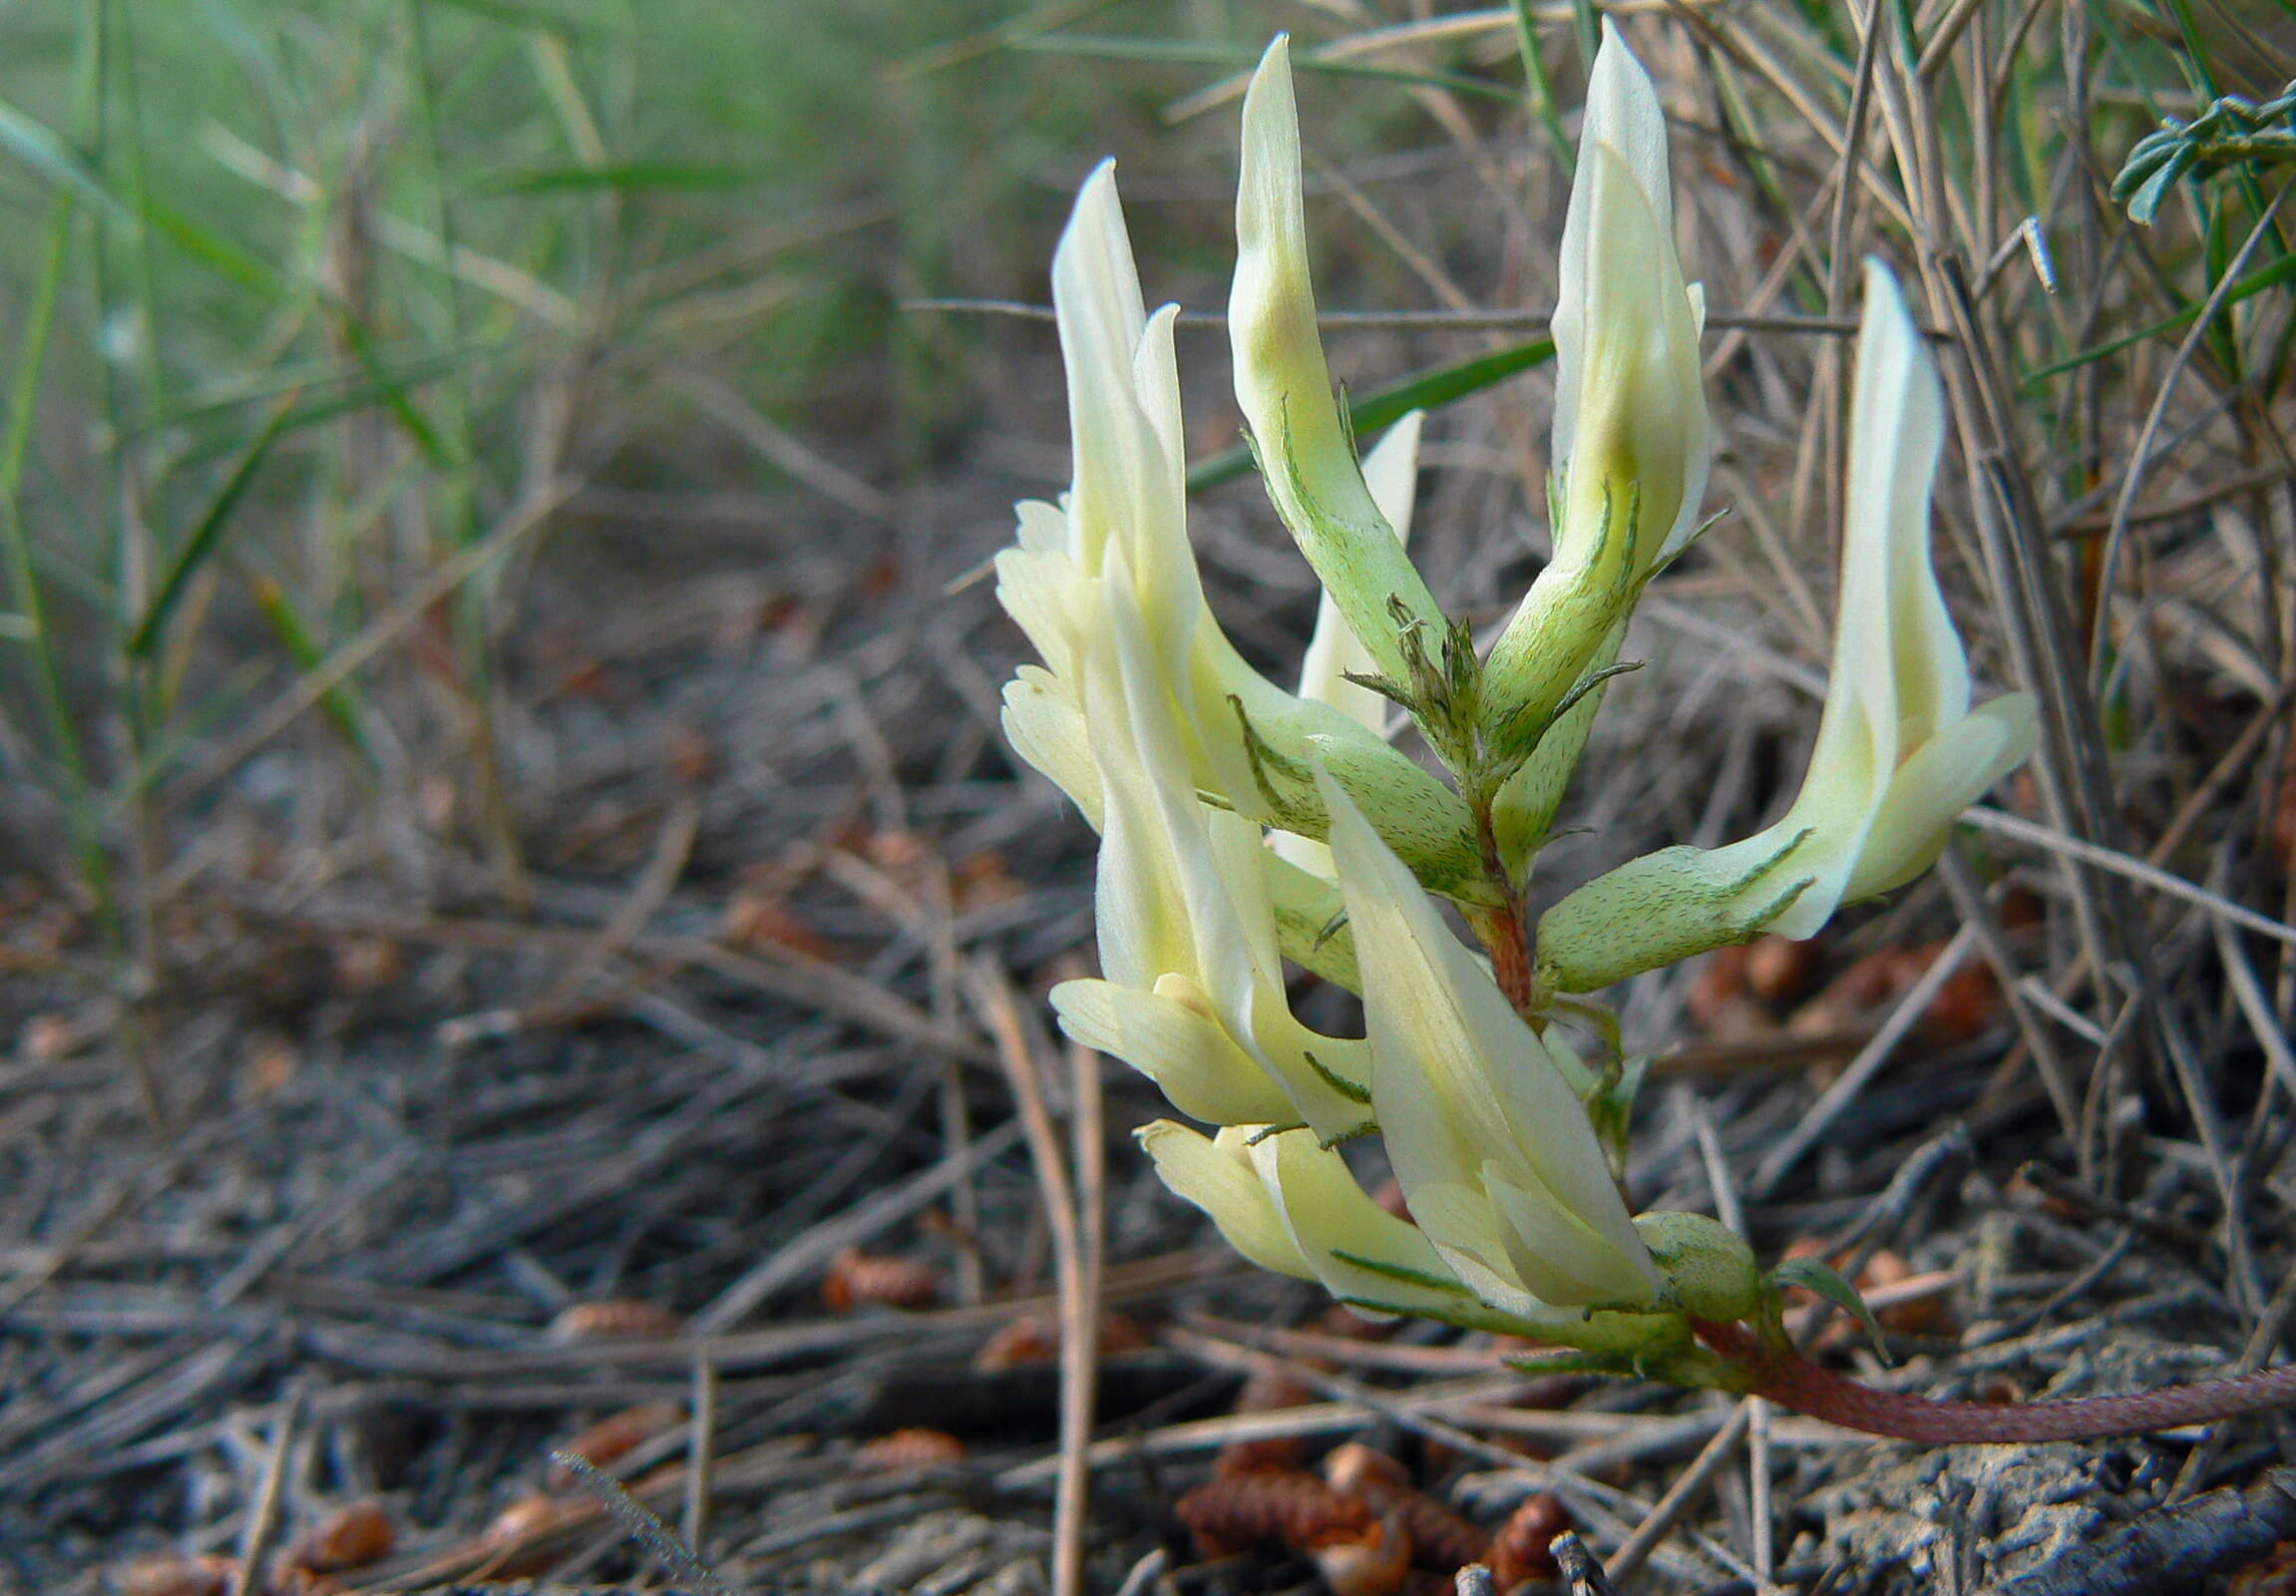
<box><xmin>1635</xmin><ymin>1211</ymin><xmax>1762</xmax><ymax>1322</ymax></box>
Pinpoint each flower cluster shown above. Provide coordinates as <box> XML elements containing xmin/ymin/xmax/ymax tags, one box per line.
<box><xmin>992</xmin><ymin>23</ymin><xmax>2034</xmax><ymax>1365</ymax></box>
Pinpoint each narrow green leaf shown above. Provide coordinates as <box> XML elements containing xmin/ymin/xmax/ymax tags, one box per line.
<box><xmin>474</xmin><ymin>161</ymin><xmax>776</xmax><ymax>194</ymax></box>
<box><xmin>2027</xmin><ymin>248</ymin><xmax>2296</xmax><ymax>383</ymax></box>
<box><xmin>143</xmin><ymin>340</ymin><xmax>506</xmax><ymax>444</ymax></box>
<box><xmin>1190</xmin><ymin>334</ymin><xmax>1555</xmax><ymax>494</ymax></box>
<box><xmin>0</xmin><ymin>91</ymin><xmax>280</xmax><ymax>295</ymax></box>
<box><xmin>0</xmin><ymin>91</ymin><xmax>132</xmax><ymax>221</ymax></box>
<box><xmin>1012</xmin><ymin>35</ymin><xmax>1516</xmax><ymax>104</ymax></box>
<box><xmin>1329</xmin><ymin>1249</ymin><xmax>1473</xmax><ymax>1296</ymax></box>
<box><xmin>130</xmin><ymin>389</ymin><xmax>300</xmax><ymax>658</ymax></box>
<box><xmin>248</xmin><ymin>575</ymin><xmax>375</xmax><ymax>763</ymax></box>
<box><xmin>420</xmin><ymin>0</ymin><xmax>597</xmax><ymax>34</ymax></box>
<box><xmin>1772</xmin><ymin>1257</ymin><xmax>1889</xmax><ymax>1359</ymax></box>
<box><xmin>325</xmin><ymin>307</ymin><xmax>453</xmax><ymax>470</ymax></box>
<box><xmin>1508</xmin><ymin>0</ymin><xmax>1576</xmax><ymax>179</ymax></box>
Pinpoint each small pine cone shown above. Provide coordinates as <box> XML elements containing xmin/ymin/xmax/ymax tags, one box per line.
<box><xmin>855</xmin><ymin>1427</ymin><xmax>968</xmax><ymax>1470</ymax></box>
<box><xmin>477</xmin><ymin>1494</ymin><xmax>591</xmax><ymax>1578</ymax></box>
<box><xmin>485</xmin><ymin>1494</ymin><xmax>575</xmax><ymax>1542</ymax></box>
<box><xmin>1920</xmin><ymin>960</ymin><xmax>2002</xmax><ymax>1042</ymax></box>
<box><xmin>974</xmin><ymin>1315</ymin><xmax>1058</xmax><ymax>1371</ymax></box>
<box><xmin>973</xmin><ymin>1310</ymin><xmax>1152</xmax><ymax>1371</ymax></box>
<box><xmin>546</xmin><ymin>1400</ymin><xmax>685</xmax><ymax>1489</ymax></box>
<box><xmin>1177</xmin><ymin>1468</ymin><xmax>1373</xmax><ymax>1557</ymax></box>
<box><xmin>1312</xmin><ymin>1513</ymin><xmax>1413</xmax><ymax>1596</ymax></box>
<box><xmin>1686</xmin><ymin>944</ymin><xmax>1755</xmax><ymax>1030</ymax></box>
<box><xmin>1095</xmin><ymin>1310</ymin><xmax>1154</xmax><ymax>1356</ymax></box>
<box><xmin>1324</xmin><ymin>1442</ymin><xmax>1414</xmax><ymax>1496</ymax></box>
<box><xmin>1324</xmin><ymin>1444</ymin><xmax>1489</xmax><ymax>1572</ymax></box>
<box><xmin>114</xmin><ymin>1555</ymin><xmax>236</xmax><ymax>1596</ymax></box>
<box><xmin>547</xmin><ymin>1299</ymin><xmax>684</xmax><ymax>1342</ymax></box>
<box><xmin>1486</xmin><ymin>1494</ymin><xmax>1571</xmax><ymax>1592</ymax></box>
<box><xmin>281</xmin><ymin>1499</ymin><xmax>395</xmax><ymax>1572</ymax></box>
<box><xmin>1214</xmin><ymin>1361</ymin><xmax>1325</xmax><ymax>1475</ymax></box>
<box><xmin>822</xmin><ymin>1248</ymin><xmax>940</xmax><ymax>1312</ymax></box>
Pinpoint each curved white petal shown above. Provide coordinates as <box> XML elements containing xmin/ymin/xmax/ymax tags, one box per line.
<box><xmin>1276</xmin><ymin>412</ymin><xmax>1425</xmax><ymax>877</ymax></box>
<box><xmin>1140</xmin><ymin>1121</ymin><xmax>1314</xmax><ymax>1279</ymax></box>
<box><xmin>1846</xmin><ymin>257</ymin><xmax>1965</xmax><ymax>745</ymax></box>
<box><xmin>1296</xmin><ymin>412</ymin><xmax>1423</xmax><ymax>733</ymax></box>
<box><xmin>1250</xmin><ymin>1128</ymin><xmax>1478</xmax><ymax>1317</ymax></box>
<box><xmin>1534</xmin><ymin>262</ymin><xmax>2037</xmax><ymax>984</ymax></box>
<box><xmin>1000</xmin><ymin>667</ymin><xmax>1099</xmax><ymax>828</ymax></box>
<box><xmin>1552</xmin><ymin>22</ymin><xmax>1710</xmax><ymax>568</ymax></box>
<box><xmin>1079</xmin><ymin>560</ymin><xmax>1377</xmax><ymax>1140</ymax></box>
<box><xmin>1054</xmin><ymin>979</ymin><xmax>1296</xmax><ymax>1127</ymax></box>
<box><xmin>1233</xmin><ymin>37</ymin><xmax>1443</xmax><ymax>683</ymax></box>
<box><xmin>1555</xmin><ymin>17</ymin><xmax>1676</xmax><ymax>477</ymax></box>
<box><xmin>1845</xmin><ymin>693</ymin><xmax>2038</xmax><ymax>899</ymax></box>
<box><xmin>1320</xmin><ymin>770</ymin><xmax>1657</xmax><ymax>1309</ymax></box>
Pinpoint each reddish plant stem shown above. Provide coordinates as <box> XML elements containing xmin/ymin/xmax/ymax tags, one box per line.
<box><xmin>1467</xmin><ymin>898</ymin><xmax>1536</xmax><ymax>1016</ymax></box>
<box><xmin>1694</xmin><ymin>1319</ymin><xmax>2296</xmax><ymax>1442</ymax></box>
<box><xmin>1466</xmin><ymin>803</ymin><xmax>1537</xmax><ymax>1017</ymax></box>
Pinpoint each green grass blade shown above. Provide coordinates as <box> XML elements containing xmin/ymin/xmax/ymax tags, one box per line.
<box><xmin>474</xmin><ymin>160</ymin><xmax>775</xmax><ymax>194</ymax></box>
<box><xmin>142</xmin><ymin>338</ymin><xmax>506</xmax><ymax>445</ymax></box>
<box><xmin>247</xmin><ymin>574</ymin><xmax>376</xmax><ymax>763</ymax></box>
<box><xmin>325</xmin><ymin>306</ymin><xmax>455</xmax><ymax>470</ymax></box>
<box><xmin>0</xmin><ymin>90</ymin><xmax>132</xmax><ymax>221</ymax></box>
<box><xmin>0</xmin><ymin>14</ymin><xmax>113</xmax><ymax>916</ymax></box>
<box><xmin>1189</xmin><ymin>334</ymin><xmax>1555</xmax><ymax>494</ymax></box>
<box><xmin>420</xmin><ymin>0</ymin><xmax>594</xmax><ymax>34</ymax></box>
<box><xmin>1509</xmin><ymin>0</ymin><xmax>1577</xmax><ymax>179</ymax></box>
<box><xmin>128</xmin><ymin>388</ymin><xmax>299</xmax><ymax>658</ymax></box>
<box><xmin>0</xmin><ymin>87</ymin><xmax>282</xmax><ymax>295</ymax></box>
<box><xmin>1014</xmin><ymin>35</ymin><xmax>1518</xmax><ymax>104</ymax></box>
<box><xmin>2026</xmin><ymin>248</ymin><xmax>2296</xmax><ymax>384</ymax></box>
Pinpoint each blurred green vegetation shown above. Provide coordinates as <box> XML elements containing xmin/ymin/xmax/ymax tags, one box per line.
<box><xmin>0</xmin><ymin>0</ymin><xmax>1228</xmax><ymax>928</ymax></box>
<box><xmin>0</xmin><ymin>0</ymin><xmax>2283</xmax><ymax>973</ymax></box>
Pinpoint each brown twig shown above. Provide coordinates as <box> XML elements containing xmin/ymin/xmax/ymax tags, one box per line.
<box><xmin>966</xmin><ymin>957</ymin><xmax>1091</xmax><ymax>1596</ymax></box>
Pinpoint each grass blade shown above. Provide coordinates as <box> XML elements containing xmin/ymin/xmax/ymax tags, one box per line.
<box><xmin>1188</xmin><ymin>334</ymin><xmax>1555</xmax><ymax>494</ymax></box>
<box><xmin>128</xmin><ymin>388</ymin><xmax>300</xmax><ymax>658</ymax></box>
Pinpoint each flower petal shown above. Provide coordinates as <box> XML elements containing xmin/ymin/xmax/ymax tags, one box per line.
<box><xmin>1139</xmin><ymin>1121</ymin><xmax>1314</xmax><ymax>1279</ymax></box>
<box><xmin>1000</xmin><ymin>666</ymin><xmax>1099</xmax><ymax>828</ymax></box>
<box><xmin>1054</xmin><ymin>978</ymin><xmax>1297</xmax><ymax>1127</ymax></box>
<box><xmin>1321</xmin><ymin>770</ymin><xmax>1653</xmax><ymax>1308</ymax></box>
<box><xmin>1845</xmin><ymin>693</ymin><xmax>2038</xmax><ymax>899</ymax></box>
<box><xmin>1249</xmin><ymin>1128</ymin><xmax>1479</xmax><ymax>1317</ymax></box>
<box><xmin>1233</xmin><ymin>37</ymin><xmax>1443</xmax><ymax>683</ymax></box>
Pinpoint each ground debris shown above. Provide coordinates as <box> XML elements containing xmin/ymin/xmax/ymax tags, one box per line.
<box><xmin>1978</xmin><ymin>1466</ymin><xmax>2296</xmax><ymax>1596</ymax></box>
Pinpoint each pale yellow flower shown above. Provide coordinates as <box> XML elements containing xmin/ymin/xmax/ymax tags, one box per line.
<box><xmin>1321</xmin><ymin>772</ymin><xmax>1663</xmax><ymax>1311</ymax></box>
<box><xmin>1482</xmin><ymin>19</ymin><xmax>1712</xmax><ymax>785</ymax></box>
<box><xmin>1537</xmin><ymin>262</ymin><xmax>2037</xmax><ymax>993</ymax></box>
<box><xmin>1138</xmin><ymin>1120</ymin><xmax>1481</xmax><ymax>1318</ymax></box>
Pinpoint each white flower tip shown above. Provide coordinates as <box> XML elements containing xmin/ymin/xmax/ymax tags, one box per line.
<box><xmin>1854</xmin><ymin>258</ymin><xmax>1941</xmax><ymax>424</ymax></box>
<box><xmin>1058</xmin><ymin>160</ymin><xmax>1121</xmax><ymax>259</ymax></box>
<box><xmin>1859</xmin><ymin>253</ymin><xmax>1908</xmax><ymax>321</ymax></box>
<box><xmin>1238</xmin><ymin>37</ymin><xmax>1302</xmax><ymax>250</ymax></box>
<box><xmin>1241</xmin><ymin>35</ymin><xmax>1296</xmax><ymax>153</ymax></box>
<box><xmin>1581</xmin><ymin>19</ymin><xmax>1668</xmax><ymax>206</ymax></box>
